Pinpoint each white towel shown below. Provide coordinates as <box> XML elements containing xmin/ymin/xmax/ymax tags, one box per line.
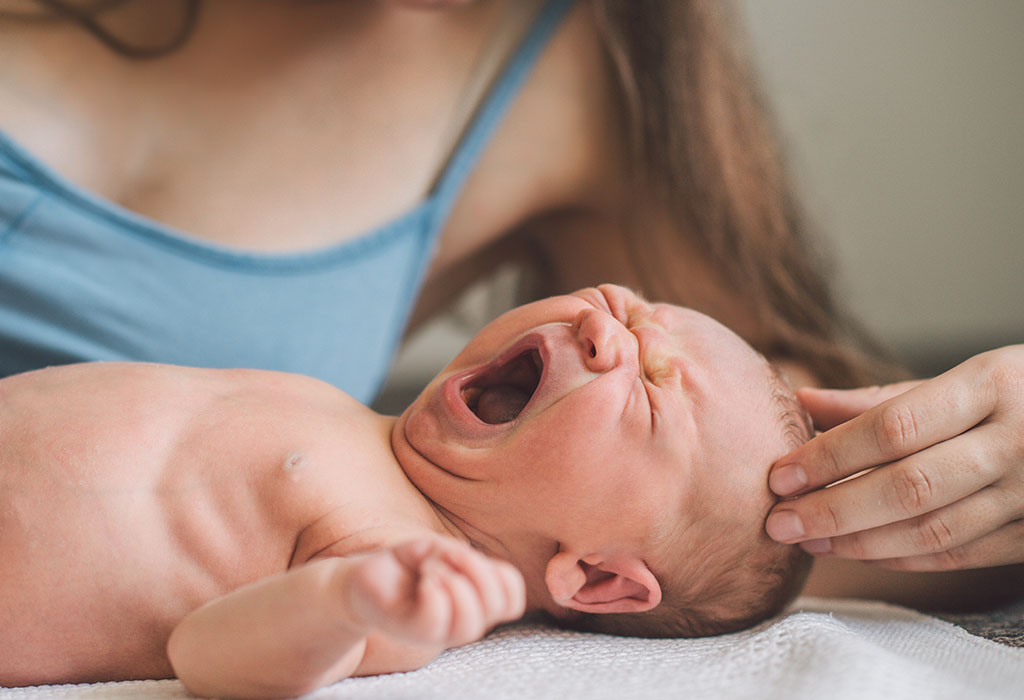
<box><xmin>2</xmin><ymin>598</ymin><xmax>1021</xmax><ymax>699</ymax></box>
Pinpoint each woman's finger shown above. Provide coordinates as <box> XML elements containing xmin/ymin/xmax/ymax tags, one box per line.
<box><xmin>804</xmin><ymin>484</ymin><xmax>1011</xmax><ymax>560</ymax></box>
<box><xmin>797</xmin><ymin>380</ymin><xmax>921</xmax><ymax>431</ymax></box>
<box><xmin>869</xmin><ymin>518</ymin><xmax>1024</xmax><ymax>571</ymax></box>
<box><xmin>766</xmin><ymin>426</ymin><xmax>1005</xmax><ymax>544</ymax></box>
<box><xmin>769</xmin><ymin>363</ymin><xmax>995</xmax><ymax>497</ymax></box>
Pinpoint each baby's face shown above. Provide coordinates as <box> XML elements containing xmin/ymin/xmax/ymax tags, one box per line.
<box><xmin>393</xmin><ymin>285</ymin><xmax>790</xmax><ymax>602</ymax></box>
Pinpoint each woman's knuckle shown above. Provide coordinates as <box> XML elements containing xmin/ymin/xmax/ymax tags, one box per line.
<box><xmin>1011</xmin><ymin>431</ymin><xmax>1024</xmax><ymax>466</ymax></box>
<box><xmin>815</xmin><ymin>439</ymin><xmax>845</xmax><ymax>482</ymax></box>
<box><xmin>889</xmin><ymin>466</ymin><xmax>934</xmax><ymax>516</ymax></box>
<box><xmin>877</xmin><ymin>404</ymin><xmax>918</xmax><ymax>456</ymax></box>
<box><xmin>936</xmin><ymin>546</ymin><xmax>969</xmax><ymax>570</ymax></box>
<box><xmin>811</xmin><ymin>498</ymin><xmax>845</xmax><ymax>535</ymax></box>
<box><xmin>843</xmin><ymin>532</ymin><xmax>869</xmax><ymax>560</ymax></box>
<box><xmin>983</xmin><ymin>347</ymin><xmax>1024</xmax><ymax>400</ymax></box>
<box><xmin>912</xmin><ymin>514</ymin><xmax>956</xmax><ymax>553</ymax></box>
<box><xmin>989</xmin><ymin>360</ymin><xmax>1024</xmax><ymax>392</ymax></box>
<box><xmin>966</xmin><ymin>441</ymin><xmax>1005</xmax><ymax>486</ymax></box>
<box><xmin>958</xmin><ymin>439</ymin><xmax>983</xmax><ymax>473</ymax></box>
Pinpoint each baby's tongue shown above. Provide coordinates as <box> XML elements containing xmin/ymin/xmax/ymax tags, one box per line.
<box><xmin>475</xmin><ymin>385</ymin><xmax>531</xmax><ymax>424</ymax></box>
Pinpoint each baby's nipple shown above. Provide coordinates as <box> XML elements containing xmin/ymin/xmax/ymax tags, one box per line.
<box><xmin>475</xmin><ymin>386</ymin><xmax>531</xmax><ymax>424</ymax></box>
<box><xmin>282</xmin><ymin>451</ymin><xmax>306</xmax><ymax>479</ymax></box>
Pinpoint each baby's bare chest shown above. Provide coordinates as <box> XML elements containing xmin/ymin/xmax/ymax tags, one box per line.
<box><xmin>0</xmin><ymin>365</ymin><xmax>406</xmax><ymax>681</ymax></box>
<box><xmin>2</xmin><ymin>393</ymin><xmax>297</xmax><ymax>574</ymax></box>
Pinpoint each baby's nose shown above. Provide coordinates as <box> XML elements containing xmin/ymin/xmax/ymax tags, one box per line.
<box><xmin>572</xmin><ymin>308</ymin><xmax>636</xmax><ymax>373</ymax></box>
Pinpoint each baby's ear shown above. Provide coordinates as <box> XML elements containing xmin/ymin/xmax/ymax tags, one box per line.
<box><xmin>544</xmin><ymin>551</ymin><xmax>662</xmax><ymax>614</ymax></box>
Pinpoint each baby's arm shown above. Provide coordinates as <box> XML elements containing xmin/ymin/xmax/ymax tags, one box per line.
<box><xmin>167</xmin><ymin>537</ymin><xmax>525</xmax><ymax>699</ymax></box>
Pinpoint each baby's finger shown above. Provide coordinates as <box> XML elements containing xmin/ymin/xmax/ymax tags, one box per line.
<box><xmin>767</xmin><ymin>428</ymin><xmax>1002</xmax><ymax>543</ymax></box>
<box><xmin>496</xmin><ymin>561</ymin><xmax>527</xmax><ymax>621</ymax></box>
<box><xmin>409</xmin><ymin>564</ymin><xmax>453</xmax><ymax>643</ymax></box>
<box><xmin>427</xmin><ymin>558</ymin><xmax>486</xmax><ymax>646</ymax></box>
<box><xmin>434</xmin><ymin>542</ymin><xmax>507</xmax><ymax>621</ymax></box>
<box><xmin>869</xmin><ymin>518</ymin><xmax>1024</xmax><ymax>571</ymax></box>
<box><xmin>343</xmin><ymin>551</ymin><xmax>414</xmax><ymax>630</ymax></box>
<box><xmin>797</xmin><ymin>381</ymin><xmax>921</xmax><ymax>431</ymax></box>
<box><xmin>392</xmin><ymin>537</ymin><xmax>439</xmax><ymax>569</ymax></box>
<box><xmin>805</xmin><ymin>485</ymin><xmax>1009</xmax><ymax>560</ymax></box>
<box><xmin>770</xmin><ymin>365</ymin><xmax>994</xmax><ymax>497</ymax></box>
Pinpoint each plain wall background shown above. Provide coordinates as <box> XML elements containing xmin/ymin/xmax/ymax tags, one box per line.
<box><xmin>739</xmin><ymin>0</ymin><xmax>1024</xmax><ymax>374</ymax></box>
<box><xmin>376</xmin><ymin>1</ymin><xmax>1024</xmax><ymax>410</ymax></box>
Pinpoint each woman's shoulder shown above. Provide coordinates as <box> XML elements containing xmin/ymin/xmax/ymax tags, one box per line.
<box><xmin>430</xmin><ymin>0</ymin><xmax>632</xmax><ymax>273</ymax></box>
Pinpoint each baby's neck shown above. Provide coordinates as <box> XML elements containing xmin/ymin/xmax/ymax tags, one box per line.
<box><xmin>381</xmin><ymin>418</ymin><xmax>472</xmax><ymax>545</ymax></box>
<box><xmin>386</xmin><ymin>410</ymin><xmax>555</xmax><ymax>616</ymax></box>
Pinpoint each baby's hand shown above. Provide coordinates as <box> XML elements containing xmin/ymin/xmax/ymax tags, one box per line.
<box><xmin>342</xmin><ymin>537</ymin><xmax>525</xmax><ymax>648</ymax></box>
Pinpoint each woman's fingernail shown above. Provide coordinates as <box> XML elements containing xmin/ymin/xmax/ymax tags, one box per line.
<box><xmin>765</xmin><ymin>511</ymin><xmax>805</xmax><ymax>541</ymax></box>
<box><xmin>800</xmin><ymin>538</ymin><xmax>832</xmax><ymax>555</ymax></box>
<box><xmin>770</xmin><ymin>464</ymin><xmax>808</xmax><ymax>496</ymax></box>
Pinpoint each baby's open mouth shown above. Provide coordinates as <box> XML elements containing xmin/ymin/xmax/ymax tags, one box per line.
<box><xmin>461</xmin><ymin>348</ymin><xmax>543</xmax><ymax>424</ymax></box>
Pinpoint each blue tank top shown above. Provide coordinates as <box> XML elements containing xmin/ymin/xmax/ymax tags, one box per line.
<box><xmin>0</xmin><ymin>0</ymin><xmax>574</xmax><ymax>403</ymax></box>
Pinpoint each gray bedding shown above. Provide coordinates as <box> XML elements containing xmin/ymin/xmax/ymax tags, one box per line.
<box><xmin>940</xmin><ymin>597</ymin><xmax>1024</xmax><ymax>647</ymax></box>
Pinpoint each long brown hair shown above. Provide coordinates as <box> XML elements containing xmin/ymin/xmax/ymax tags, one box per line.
<box><xmin>585</xmin><ymin>0</ymin><xmax>896</xmax><ymax>387</ymax></box>
<box><xmin>0</xmin><ymin>0</ymin><xmax>199</xmax><ymax>58</ymax></box>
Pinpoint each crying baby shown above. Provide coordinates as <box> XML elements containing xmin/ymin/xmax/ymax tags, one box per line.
<box><xmin>0</xmin><ymin>285</ymin><xmax>811</xmax><ymax>699</ymax></box>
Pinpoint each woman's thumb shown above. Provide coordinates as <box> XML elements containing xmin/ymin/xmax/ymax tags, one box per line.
<box><xmin>797</xmin><ymin>380</ymin><xmax>922</xmax><ymax>430</ymax></box>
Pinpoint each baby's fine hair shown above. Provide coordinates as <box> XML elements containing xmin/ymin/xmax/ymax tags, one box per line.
<box><xmin>565</xmin><ymin>364</ymin><xmax>814</xmax><ymax>638</ymax></box>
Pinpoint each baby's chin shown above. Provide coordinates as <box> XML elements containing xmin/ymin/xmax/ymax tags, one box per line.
<box><xmin>391</xmin><ymin>394</ymin><xmax>426</xmax><ymax>449</ymax></box>
<box><xmin>389</xmin><ymin>377</ymin><xmax>465</xmax><ymax>476</ymax></box>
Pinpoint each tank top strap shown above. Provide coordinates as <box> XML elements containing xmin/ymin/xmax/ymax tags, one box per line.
<box><xmin>427</xmin><ymin>0</ymin><xmax>577</xmax><ymax>228</ymax></box>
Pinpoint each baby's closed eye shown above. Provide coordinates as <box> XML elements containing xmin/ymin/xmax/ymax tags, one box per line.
<box><xmin>631</xmin><ymin>327</ymin><xmax>677</xmax><ymax>387</ymax></box>
<box><xmin>641</xmin><ymin>351</ymin><xmax>676</xmax><ymax>386</ymax></box>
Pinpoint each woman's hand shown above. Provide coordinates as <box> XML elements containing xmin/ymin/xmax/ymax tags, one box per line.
<box><xmin>765</xmin><ymin>345</ymin><xmax>1024</xmax><ymax>571</ymax></box>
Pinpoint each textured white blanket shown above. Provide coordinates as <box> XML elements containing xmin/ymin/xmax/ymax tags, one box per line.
<box><xmin>2</xmin><ymin>598</ymin><xmax>1021</xmax><ymax>700</ymax></box>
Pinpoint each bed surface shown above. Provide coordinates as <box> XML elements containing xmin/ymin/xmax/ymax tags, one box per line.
<box><xmin>3</xmin><ymin>597</ymin><xmax>1021</xmax><ymax>700</ymax></box>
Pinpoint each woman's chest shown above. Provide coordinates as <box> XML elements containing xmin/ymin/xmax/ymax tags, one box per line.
<box><xmin>0</xmin><ymin>0</ymin><xmax>616</xmax><ymax>261</ymax></box>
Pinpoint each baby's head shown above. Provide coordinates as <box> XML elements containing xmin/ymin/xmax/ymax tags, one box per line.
<box><xmin>393</xmin><ymin>284</ymin><xmax>812</xmax><ymax>638</ymax></box>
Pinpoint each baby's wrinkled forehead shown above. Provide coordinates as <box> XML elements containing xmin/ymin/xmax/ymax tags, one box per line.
<box><xmin>643</xmin><ymin>303</ymin><xmax>758</xmax><ymax>364</ymax></box>
<box><xmin>648</xmin><ymin>302</ymin><xmax>728</xmax><ymax>334</ymax></box>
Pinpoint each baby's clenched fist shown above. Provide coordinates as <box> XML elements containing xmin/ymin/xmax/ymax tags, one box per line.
<box><xmin>341</xmin><ymin>536</ymin><xmax>525</xmax><ymax>648</ymax></box>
